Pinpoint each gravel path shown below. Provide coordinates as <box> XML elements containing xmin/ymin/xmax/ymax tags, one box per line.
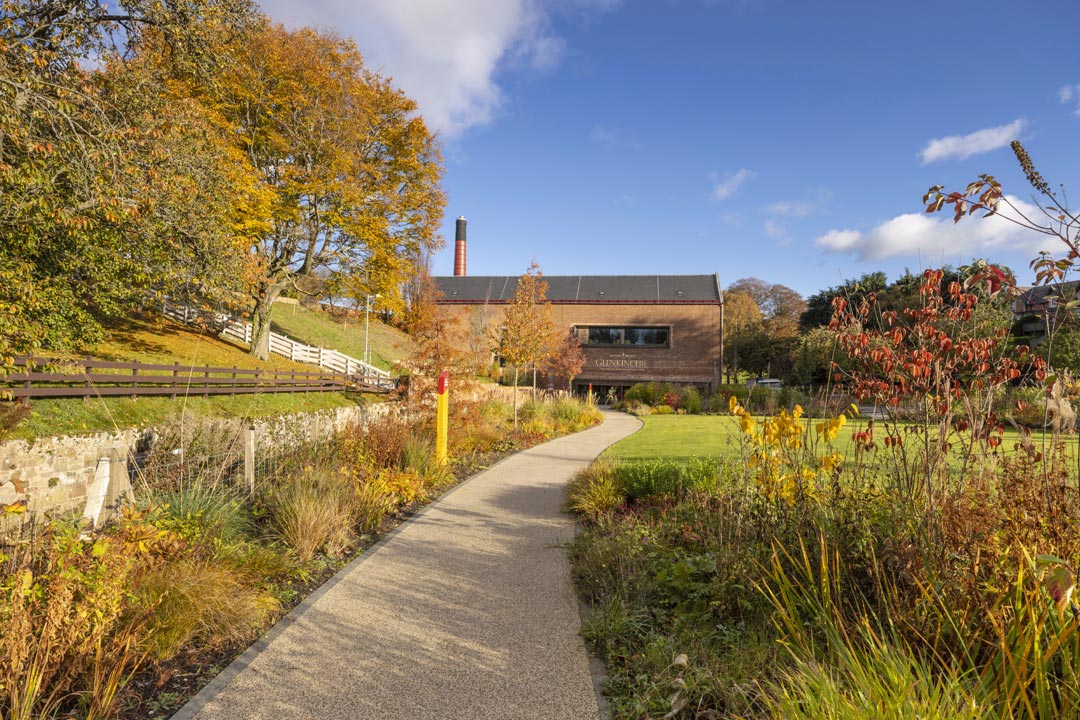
<box><xmin>172</xmin><ymin>410</ymin><xmax>641</xmax><ymax>720</ymax></box>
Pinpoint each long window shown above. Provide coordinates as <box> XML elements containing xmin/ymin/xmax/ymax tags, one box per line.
<box><xmin>580</xmin><ymin>326</ymin><xmax>670</xmax><ymax>347</ymax></box>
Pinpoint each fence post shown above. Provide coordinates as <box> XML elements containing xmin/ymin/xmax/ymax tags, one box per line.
<box><xmin>244</xmin><ymin>426</ymin><xmax>255</xmax><ymax>497</ymax></box>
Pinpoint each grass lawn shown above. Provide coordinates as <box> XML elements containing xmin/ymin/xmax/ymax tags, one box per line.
<box><xmin>604</xmin><ymin>413</ymin><xmax>1080</xmax><ymax>464</ymax></box>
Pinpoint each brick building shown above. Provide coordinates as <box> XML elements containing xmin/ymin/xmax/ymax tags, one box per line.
<box><xmin>434</xmin><ymin>273</ymin><xmax>724</xmax><ymax>396</ymax></box>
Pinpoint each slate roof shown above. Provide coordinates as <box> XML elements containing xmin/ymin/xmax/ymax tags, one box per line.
<box><xmin>1014</xmin><ymin>281</ymin><xmax>1080</xmax><ymax>316</ymax></box>
<box><xmin>434</xmin><ymin>274</ymin><xmax>723</xmax><ymax>304</ymax></box>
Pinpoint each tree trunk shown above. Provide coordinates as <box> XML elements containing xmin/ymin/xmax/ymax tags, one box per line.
<box><xmin>513</xmin><ymin>367</ymin><xmax>520</xmax><ymax>428</ymax></box>
<box><xmin>249</xmin><ymin>284</ymin><xmax>285</xmax><ymax>360</ymax></box>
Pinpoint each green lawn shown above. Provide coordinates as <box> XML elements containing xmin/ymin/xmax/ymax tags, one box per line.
<box><xmin>604</xmin><ymin>413</ymin><xmax>1079</xmax><ymax>464</ymax></box>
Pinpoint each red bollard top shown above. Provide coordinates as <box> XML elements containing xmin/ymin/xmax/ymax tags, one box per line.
<box><xmin>437</xmin><ymin>371</ymin><xmax>449</xmax><ymax>395</ymax></box>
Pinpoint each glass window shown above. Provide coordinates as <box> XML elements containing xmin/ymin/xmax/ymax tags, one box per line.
<box><xmin>581</xmin><ymin>326</ymin><xmax>669</xmax><ymax>347</ymax></box>
<box><xmin>588</xmin><ymin>327</ymin><xmax>623</xmax><ymax>345</ymax></box>
<box><xmin>626</xmin><ymin>327</ymin><xmax>669</xmax><ymax>346</ymax></box>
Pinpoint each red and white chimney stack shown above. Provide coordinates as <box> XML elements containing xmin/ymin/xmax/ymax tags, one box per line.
<box><xmin>453</xmin><ymin>216</ymin><xmax>467</xmax><ymax>277</ymax></box>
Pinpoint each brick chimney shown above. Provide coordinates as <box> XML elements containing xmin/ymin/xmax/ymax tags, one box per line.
<box><xmin>454</xmin><ymin>216</ymin><xmax>467</xmax><ymax>276</ymax></box>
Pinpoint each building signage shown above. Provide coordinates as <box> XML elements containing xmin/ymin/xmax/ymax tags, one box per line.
<box><xmin>588</xmin><ymin>352</ymin><xmax>648</xmax><ymax>369</ymax></box>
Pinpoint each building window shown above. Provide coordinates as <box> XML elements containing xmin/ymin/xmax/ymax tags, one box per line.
<box><xmin>580</xmin><ymin>326</ymin><xmax>670</xmax><ymax>347</ymax></box>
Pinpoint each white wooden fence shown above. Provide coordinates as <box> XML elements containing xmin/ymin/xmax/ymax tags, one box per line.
<box><xmin>161</xmin><ymin>298</ymin><xmax>394</xmax><ymax>389</ymax></box>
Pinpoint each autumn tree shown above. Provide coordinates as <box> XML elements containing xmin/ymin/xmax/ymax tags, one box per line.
<box><xmin>541</xmin><ymin>330</ymin><xmax>586</xmax><ymax>392</ymax></box>
<box><xmin>722</xmin><ymin>289</ymin><xmax>763</xmax><ymax>382</ymax></box>
<box><xmin>726</xmin><ymin>278</ymin><xmax>805</xmax><ymax>381</ymax></box>
<box><xmin>404</xmin><ymin>267</ymin><xmax>481</xmax><ymax>398</ymax></box>
<box><xmin>209</xmin><ymin>24</ymin><xmax>445</xmax><ymax>359</ymax></box>
<box><xmin>494</xmin><ymin>262</ymin><xmax>557</xmax><ymax>425</ymax></box>
<box><xmin>831</xmin><ymin>268</ymin><xmax>1037</xmax><ymax>499</ymax></box>
<box><xmin>0</xmin><ymin>0</ymin><xmax>257</xmax><ymax>357</ymax></box>
<box><xmin>729</xmin><ymin>277</ymin><xmax>806</xmax><ymax>338</ymax></box>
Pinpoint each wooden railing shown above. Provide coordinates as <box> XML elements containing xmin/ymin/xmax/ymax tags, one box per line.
<box><xmin>160</xmin><ymin>298</ymin><xmax>393</xmax><ymax>389</ymax></box>
<box><xmin>3</xmin><ymin>357</ymin><xmax>394</xmax><ymax>400</ymax></box>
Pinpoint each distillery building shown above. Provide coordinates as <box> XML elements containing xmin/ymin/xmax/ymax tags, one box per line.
<box><xmin>434</xmin><ymin>218</ymin><xmax>723</xmax><ymax>396</ymax></box>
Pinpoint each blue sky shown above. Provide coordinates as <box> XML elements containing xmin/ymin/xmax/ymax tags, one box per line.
<box><xmin>258</xmin><ymin>0</ymin><xmax>1080</xmax><ymax>298</ymax></box>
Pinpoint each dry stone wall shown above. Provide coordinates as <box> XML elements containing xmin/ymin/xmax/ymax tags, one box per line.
<box><xmin>0</xmin><ymin>402</ymin><xmax>400</xmax><ymax>521</ymax></box>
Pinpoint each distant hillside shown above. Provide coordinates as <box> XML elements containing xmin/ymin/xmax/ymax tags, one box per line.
<box><xmin>269</xmin><ymin>301</ymin><xmax>413</xmax><ymax>371</ymax></box>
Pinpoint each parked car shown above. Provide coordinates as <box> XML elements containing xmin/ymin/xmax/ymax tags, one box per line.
<box><xmin>751</xmin><ymin>378</ymin><xmax>783</xmax><ymax>391</ymax></box>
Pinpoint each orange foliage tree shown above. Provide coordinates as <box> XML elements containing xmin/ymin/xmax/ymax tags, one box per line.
<box><xmin>493</xmin><ymin>262</ymin><xmax>558</xmax><ymax>424</ymax></box>
<box><xmin>209</xmin><ymin>24</ymin><xmax>445</xmax><ymax>359</ymax></box>
<box><xmin>541</xmin><ymin>330</ymin><xmax>586</xmax><ymax>392</ymax></box>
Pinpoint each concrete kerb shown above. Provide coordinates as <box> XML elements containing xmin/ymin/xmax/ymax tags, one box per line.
<box><xmin>171</xmin><ymin>440</ymin><xmax>517</xmax><ymax>720</ymax></box>
<box><xmin>172</xmin><ymin>409</ymin><xmax>641</xmax><ymax>720</ymax></box>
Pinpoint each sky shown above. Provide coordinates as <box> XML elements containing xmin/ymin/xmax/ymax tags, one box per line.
<box><xmin>257</xmin><ymin>0</ymin><xmax>1080</xmax><ymax>298</ymax></box>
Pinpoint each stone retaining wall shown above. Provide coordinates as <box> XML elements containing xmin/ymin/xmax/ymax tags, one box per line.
<box><xmin>0</xmin><ymin>402</ymin><xmax>400</xmax><ymax>520</ymax></box>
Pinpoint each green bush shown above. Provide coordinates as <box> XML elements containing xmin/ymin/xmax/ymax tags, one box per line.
<box><xmin>680</xmin><ymin>386</ymin><xmax>703</xmax><ymax>414</ymax></box>
<box><xmin>996</xmin><ymin>386</ymin><xmax>1049</xmax><ymax>427</ymax></box>
<box><xmin>613</xmin><ymin>458</ymin><xmax>721</xmax><ymax>501</ymax></box>
<box><xmin>145</xmin><ymin>481</ymin><xmax>253</xmax><ymax>553</ymax></box>
<box><xmin>625</xmin><ymin>382</ymin><xmax>672</xmax><ymax>407</ymax></box>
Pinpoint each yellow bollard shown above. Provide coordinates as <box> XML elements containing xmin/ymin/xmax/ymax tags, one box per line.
<box><xmin>436</xmin><ymin>371</ymin><xmax>449</xmax><ymax>465</ymax></box>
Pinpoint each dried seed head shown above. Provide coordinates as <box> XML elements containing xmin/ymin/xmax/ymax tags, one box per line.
<box><xmin>1011</xmin><ymin>140</ymin><xmax>1051</xmax><ymax>195</ymax></box>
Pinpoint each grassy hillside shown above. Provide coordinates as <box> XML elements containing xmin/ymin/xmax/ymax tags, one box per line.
<box><xmin>5</xmin><ymin>315</ymin><xmax>374</xmax><ymax>441</ymax></box>
<box><xmin>270</xmin><ymin>302</ymin><xmax>413</xmax><ymax>371</ymax></box>
<box><xmin>93</xmin><ymin>316</ymin><xmax>319</xmax><ymax>370</ymax></box>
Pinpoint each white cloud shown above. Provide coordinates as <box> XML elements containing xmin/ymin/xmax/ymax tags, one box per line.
<box><xmin>816</xmin><ymin>229</ymin><xmax>861</xmax><ymax>253</ymax></box>
<box><xmin>764</xmin><ymin>200</ymin><xmax>816</xmax><ymax>218</ymax></box>
<box><xmin>1059</xmin><ymin>83</ymin><xmax>1080</xmax><ymax>117</ymax></box>
<box><xmin>763</xmin><ymin>219</ymin><xmax>787</xmax><ymax>238</ymax></box>
<box><xmin>918</xmin><ymin>119</ymin><xmax>1026</xmax><ymax>164</ymax></box>
<box><xmin>711</xmin><ymin>168</ymin><xmax>754</xmax><ymax>201</ymax></box>
<box><xmin>815</xmin><ymin>195</ymin><xmax>1054</xmax><ymax>261</ymax></box>
<box><xmin>257</xmin><ymin>0</ymin><xmax>617</xmax><ymax>138</ymax></box>
<box><xmin>763</xmin><ymin>187</ymin><xmax>830</xmax><ymax>218</ymax></box>
<box><xmin>590</xmin><ymin>124</ymin><xmax>637</xmax><ymax>148</ymax></box>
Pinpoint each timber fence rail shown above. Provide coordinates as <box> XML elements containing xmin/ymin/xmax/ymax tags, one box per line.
<box><xmin>160</xmin><ymin>297</ymin><xmax>394</xmax><ymax>389</ymax></box>
<box><xmin>3</xmin><ymin>357</ymin><xmax>394</xmax><ymax>401</ymax></box>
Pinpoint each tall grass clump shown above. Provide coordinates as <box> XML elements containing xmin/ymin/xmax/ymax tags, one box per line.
<box><xmin>133</xmin><ymin>558</ymin><xmax>279</xmax><ymax>660</ymax></box>
<box><xmin>519</xmin><ymin>397</ymin><xmax>603</xmax><ymax>439</ymax></box>
<box><xmin>566</xmin><ymin>459</ymin><xmax>625</xmax><ymax>520</ymax></box>
<box><xmin>264</xmin><ymin>463</ymin><xmax>359</xmax><ymax>563</ymax></box>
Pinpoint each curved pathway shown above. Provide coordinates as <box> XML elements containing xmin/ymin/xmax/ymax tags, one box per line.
<box><xmin>173</xmin><ymin>410</ymin><xmax>641</xmax><ymax>720</ymax></box>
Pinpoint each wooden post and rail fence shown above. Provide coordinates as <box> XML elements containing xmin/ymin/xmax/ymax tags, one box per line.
<box><xmin>159</xmin><ymin>297</ymin><xmax>393</xmax><ymax>389</ymax></box>
<box><xmin>2</xmin><ymin>357</ymin><xmax>395</xmax><ymax>401</ymax></box>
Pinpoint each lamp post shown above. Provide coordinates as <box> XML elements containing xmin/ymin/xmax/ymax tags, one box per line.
<box><xmin>718</xmin><ymin>278</ymin><xmax>725</xmax><ymax>386</ymax></box>
<box><xmin>364</xmin><ymin>294</ymin><xmax>379</xmax><ymax>368</ymax></box>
